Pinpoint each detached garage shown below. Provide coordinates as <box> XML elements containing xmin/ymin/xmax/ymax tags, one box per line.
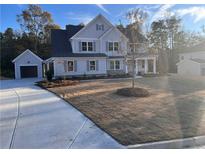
<box><xmin>176</xmin><ymin>58</ymin><xmax>205</xmax><ymax>76</ymax></box>
<box><xmin>12</xmin><ymin>49</ymin><xmax>43</xmax><ymax>79</ymax></box>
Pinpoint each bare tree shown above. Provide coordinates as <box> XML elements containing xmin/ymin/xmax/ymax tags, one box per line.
<box><xmin>125</xmin><ymin>8</ymin><xmax>148</xmax><ymax>88</ymax></box>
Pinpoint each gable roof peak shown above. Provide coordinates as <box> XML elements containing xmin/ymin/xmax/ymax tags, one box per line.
<box><xmin>12</xmin><ymin>49</ymin><xmax>43</xmax><ymax>63</ymax></box>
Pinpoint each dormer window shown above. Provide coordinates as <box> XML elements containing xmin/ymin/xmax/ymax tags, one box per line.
<box><xmin>81</xmin><ymin>42</ymin><xmax>94</xmax><ymax>51</ymax></box>
<box><xmin>96</xmin><ymin>24</ymin><xmax>104</xmax><ymax>31</ymax></box>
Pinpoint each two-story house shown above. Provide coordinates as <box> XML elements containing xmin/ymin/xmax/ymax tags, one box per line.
<box><xmin>12</xmin><ymin>14</ymin><xmax>158</xmax><ymax>79</ymax></box>
<box><xmin>43</xmin><ymin>14</ymin><xmax>129</xmax><ymax>78</ymax></box>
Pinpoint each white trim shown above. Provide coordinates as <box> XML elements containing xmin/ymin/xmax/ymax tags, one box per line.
<box><xmin>99</xmin><ymin>26</ymin><xmax>129</xmax><ymax>41</ymax></box>
<box><xmin>70</xmin><ymin>38</ymin><xmax>99</xmax><ymax>40</ymax></box>
<box><xmin>19</xmin><ymin>64</ymin><xmax>38</xmax><ymax>66</ymax></box>
<box><xmin>176</xmin><ymin>59</ymin><xmax>201</xmax><ymax>65</ymax></box>
<box><xmin>98</xmin><ymin>27</ymin><xmax>114</xmax><ymax>39</ymax></box>
<box><xmin>89</xmin><ymin>60</ymin><xmax>97</xmax><ymax>72</ymax></box>
<box><xmin>70</xmin><ymin>14</ymin><xmax>113</xmax><ymax>39</ymax></box>
<box><xmin>12</xmin><ymin>49</ymin><xmax>43</xmax><ymax>63</ymax></box>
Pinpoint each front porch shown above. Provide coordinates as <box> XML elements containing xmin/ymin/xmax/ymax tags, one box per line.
<box><xmin>127</xmin><ymin>56</ymin><xmax>157</xmax><ymax>75</ymax></box>
<box><xmin>136</xmin><ymin>57</ymin><xmax>157</xmax><ymax>75</ymax></box>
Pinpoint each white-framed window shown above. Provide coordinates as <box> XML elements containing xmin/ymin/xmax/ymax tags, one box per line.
<box><xmin>82</xmin><ymin>42</ymin><xmax>87</xmax><ymax>51</ymax></box>
<box><xmin>88</xmin><ymin>42</ymin><xmax>93</xmax><ymax>51</ymax></box>
<box><xmin>109</xmin><ymin>60</ymin><xmax>120</xmax><ymax>70</ymax></box>
<box><xmin>110</xmin><ymin>61</ymin><xmax>115</xmax><ymax>70</ymax></box>
<box><xmin>96</xmin><ymin>24</ymin><xmax>104</xmax><ymax>31</ymax></box>
<box><xmin>115</xmin><ymin>60</ymin><xmax>120</xmax><ymax>70</ymax></box>
<box><xmin>108</xmin><ymin>42</ymin><xmax>119</xmax><ymax>51</ymax></box>
<box><xmin>68</xmin><ymin>60</ymin><xmax>74</xmax><ymax>72</ymax></box>
<box><xmin>81</xmin><ymin>42</ymin><xmax>93</xmax><ymax>51</ymax></box>
<box><xmin>89</xmin><ymin>60</ymin><xmax>96</xmax><ymax>71</ymax></box>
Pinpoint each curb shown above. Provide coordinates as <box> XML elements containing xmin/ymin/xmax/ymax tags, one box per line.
<box><xmin>127</xmin><ymin>136</ymin><xmax>205</xmax><ymax>149</ymax></box>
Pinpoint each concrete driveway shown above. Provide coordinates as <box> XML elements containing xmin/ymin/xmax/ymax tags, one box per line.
<box><xmin>0</xmin><ymin>79</ymin><xmax>122</xmax><ymax>149</ymax></box>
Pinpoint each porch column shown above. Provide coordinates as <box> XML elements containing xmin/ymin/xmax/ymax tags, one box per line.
<box><xmin>46</xmin><ymin>63</ymin><xmax>49</xmax><ymax>71</ymax></box>
<box><xmin>144</xmin><ymin>58</ymin><xmax>148</xmax><ymax>74</ymax></box>
<box><xmin>135</xmin><ymin>59</ymin><xmax>138</xmax><ymax>75</ymax></box>
<box><xmin>125</xmin><ymin>60</ymin><xmax>128</xmax><ymax>74</ymax></box>
<box><xmin>153</xmin><ymin>58</ymin><xmax>156</xmax><ymax>74</ymax></box>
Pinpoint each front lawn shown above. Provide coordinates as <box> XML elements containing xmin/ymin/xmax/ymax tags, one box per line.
<box><xmin>47</xmin><ymin>75</ymin><xmax>205</xmax><ymax>146</ymax></box>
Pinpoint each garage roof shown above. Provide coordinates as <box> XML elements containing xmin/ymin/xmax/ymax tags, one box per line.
<box><xmin>191</xmin><ymin>58</ymin><xmax>205</xmax><ymax>64</ymax></box>
<box><xmin>12</xmin><ymin>49</ymin><xmax>43</xmax><ymax>63</ymax></box>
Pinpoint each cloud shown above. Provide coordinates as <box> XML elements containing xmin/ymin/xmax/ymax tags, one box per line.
<box><xmin>176</xmin><ymin>6</ymin><xmax>205</xmax><ymax>23</ymax></box>
<box><xmin>151</xmin><ymin>4</ymin><xmax>175</xmax><ymax>22</ymax></box>
<box><xmin>96</xmin><ymin>4</ymin><xmax>110</xmax><ymax>14</ymax></box>
<box><xmin>66</xmin><ymin>12</ymin><xmax>94</xmax><ymax>24</ymax></box>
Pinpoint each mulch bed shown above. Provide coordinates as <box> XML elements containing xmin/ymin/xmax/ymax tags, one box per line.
<box><xmin>116</xmin><ymin>87</ymin><xmax>150</xmax><ymax>97</ymax></box>
<box><xmin>36</xmin><ymin>79</ymin><xmax>79</xmax><ymax>88</ymax></box>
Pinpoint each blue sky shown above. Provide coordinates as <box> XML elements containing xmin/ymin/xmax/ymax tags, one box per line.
<box><xmin>1</xmin><ymin>4</ymin><xmax>205</xmax><ymax>33</ymax></box>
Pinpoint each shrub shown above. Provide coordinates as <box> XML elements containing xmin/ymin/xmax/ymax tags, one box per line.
<box><xmin>45</xmin><ymin>70</ymin><xmax>53</xmax><ymax>81</ymax></box>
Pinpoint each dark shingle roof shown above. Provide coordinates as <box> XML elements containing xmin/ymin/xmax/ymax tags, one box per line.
<box><xmin>117</xmin><ymin>26</ymin><xmax>147</xmax><ymax>43</ymax></box>
<box><xmin>51</xmin><ymin>25</ymin><xmax>107</xmax><ymax>58</ymax></box>
<box><xmin>191</xmin><ymin>58</ymin><xmax>205</xmax><ymax>63</ymax></box>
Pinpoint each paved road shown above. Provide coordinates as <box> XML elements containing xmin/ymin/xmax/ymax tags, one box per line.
<box><xmin>0</xmin><ymin>79</ymin><xmax>122</xmax><ymax>149</ymax></box>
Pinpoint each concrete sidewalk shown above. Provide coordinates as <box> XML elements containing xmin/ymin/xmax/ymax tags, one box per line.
<box><xmin>0</xmin><ymin>79</ymin><xmax>122</xmax><ymax>149</ymax></box>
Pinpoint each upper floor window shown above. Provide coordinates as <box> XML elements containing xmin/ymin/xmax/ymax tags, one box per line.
<box><xmin>81</xmin><ymin>42</ymin><xmax>93</xmax><ymax>51</ymax></box>
<box><xmin>96</xmin><ymin>24</ymin><xmax>104</xmax><ymax>31</ymax></box>
<box><xmin>108</xmin><ymin>42</ymin><xmax>119</xmax><ymax>51</ymax></box>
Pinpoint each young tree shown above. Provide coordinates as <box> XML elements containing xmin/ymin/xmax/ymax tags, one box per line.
<box><xmin>16</xmin><ymin>4</ymin><xmax>59</xmax><ymax>53</ymax></box>
<box><xmin>125</xmin><ymin>8</ymin><xmax>148</xmax><ymax>88</ymax></box>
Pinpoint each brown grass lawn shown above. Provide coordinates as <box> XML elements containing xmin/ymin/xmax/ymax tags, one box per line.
<box><xmin>48</xmin><ymin>75</ymin><xmax>205</xmax><ymax>145</ymax></box>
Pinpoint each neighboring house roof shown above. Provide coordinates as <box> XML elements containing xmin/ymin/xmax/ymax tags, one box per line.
<box><xmin>12</xmin><ymin>49</ymin><xmax>43</xmax><ymax>63</ymax></box>
<box><xmin>179</xmin><ymin>41</ymin><xmax>205</xmax><ymax>53</ymax></box>
<box><xmin>190</xmin><ymin>58</ymin><xmax>205</xmax><ymax>63</ymax></box>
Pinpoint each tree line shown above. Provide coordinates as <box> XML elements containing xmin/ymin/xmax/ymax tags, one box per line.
<box><xmin>0</xmin><ymin>4</ymin><xmax>60</xmax><ymax>77</ymax></box>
